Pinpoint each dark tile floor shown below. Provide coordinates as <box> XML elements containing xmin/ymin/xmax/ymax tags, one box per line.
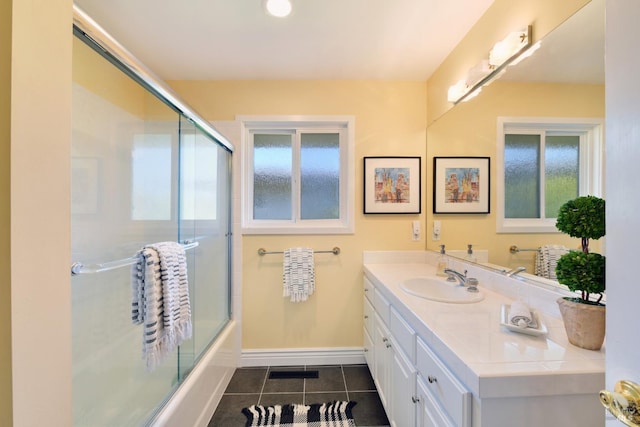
<box><xmin>208</xmin><ymin>364</ymin><xmax>390</xmax><ymax>426</ymax></box>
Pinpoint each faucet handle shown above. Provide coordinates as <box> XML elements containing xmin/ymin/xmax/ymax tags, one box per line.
<box><xmin>466</xmin><ymin>277</ymin><xmax>479</xmax><ymax>292</ymax></box>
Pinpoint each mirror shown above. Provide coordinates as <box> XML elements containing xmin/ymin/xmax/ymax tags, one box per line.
<box><xmin>426</xmin><ymin>0</ymin><xmax>604</xmax><ymax>289</ymax></box>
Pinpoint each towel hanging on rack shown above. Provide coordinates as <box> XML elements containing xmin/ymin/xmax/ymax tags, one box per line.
<box><xmin>131</xmin><ymin>241</ymin><xmax>192</xmax><ymax>371</ymax></box>
<box><xmin>282</xmin><ymin>247</ymin><xmax>315</xmax><ymax>302</ymax></box>
<box><xmin>534</xmin><ymin>245</ymin><xmax>569</xmax><ymax>280</ymax></box>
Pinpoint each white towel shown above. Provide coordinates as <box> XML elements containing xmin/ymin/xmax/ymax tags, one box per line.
<box><xmin>509</xmin><ymin>300</ymin><xmax>537</xmax><ymax>328</ymax></box>
<box><xmin>132</xmin><ymin>241</ymin><xmax>192</xmax><ymax>371</ymax></box>
<box><xmin>282</xmin><ymin>247</ymin><xmax>315</xmax><ymax>302</ymax></box>
<box><xmin>534</xmin><ymin>245</ymin><xmax>569</xmax><ymax>280</ymax></box>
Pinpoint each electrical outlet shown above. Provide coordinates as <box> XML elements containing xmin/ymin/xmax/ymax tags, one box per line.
<box><xmin>412</xmin><ymin>220</ymin><xmax>421</xmax><ymax>241</ymax></box>
<box><xmin>433</xmin><ymin>220</ymin><xmax>441</xmax><ymax>241</ymax></box>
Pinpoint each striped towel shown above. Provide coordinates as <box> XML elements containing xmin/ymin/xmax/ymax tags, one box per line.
<box><xmin>534</xmin><ymin>244</ymin><xmax>569</xmax><ymax>280</ymax></box>
<box><xmin>131</xmin><ymin>241</ymin><xmax>192</xmax><ymax>371</ymax></box>
<box><xmin>282</xmin><ymin>247</ymin><xmax>315</xmax><ymax>302</ymax></box>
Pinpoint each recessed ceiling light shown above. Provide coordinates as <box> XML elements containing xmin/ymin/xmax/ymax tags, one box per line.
<box><xmin>264</xmin><ymin>0</ymin><xmax>292</xmax><ymax>18</ymax></box>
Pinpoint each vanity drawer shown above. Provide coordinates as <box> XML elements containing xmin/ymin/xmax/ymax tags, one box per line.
<box><xmin>363</xmin><ymin>276</ymin><xmax>374</xmax><ymax>302</ymax></box>
<box><xmin>363</xmin><ymin>296</ymin><xmax>374</xmax><ymax>336</ymax></box>
<box><xmin>417</xmin><ymin>374</ymin><xmax>456</xmax><ymax>427</ymax></box>
<box><xmin>416</xmin><ymin>337</ymin><xmax>471</xmax><ymax>427</ymax></box>
<box><xmin>373</xmin><ymin>288</ymin><xmax>390</xmax><ymax>325</ymax></box>
<box><xmin>390</xmin><ymin>306</ymin><xmax>415</xmax><ymax>363</ymax></box>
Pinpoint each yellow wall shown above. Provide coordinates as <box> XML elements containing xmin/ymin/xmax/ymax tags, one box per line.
<box><xmin>169</xmin><ymin>80</ymin><xmax>427</xmax><ymax>349</ymax></box>
<box><xmin>427</xmin><ymin>0</ymin><xmax>590</xmax><ymax>124</ymax></box>
<box><xmin>0</xmin><ymin>0</ymin><xmax>12</xmax><ymax>424</ymax></box>
<box><xmin>426</xmin><ymin>80</ymin><xmax>604</xmax><ymax>271</ymax></box>
<box><xmin>73</xmin><ymin>37</ymin><xmax>147</xmax><ymax>118</ymax></box>
<box><xmin>10</xmin><ymin>0</ymin><xmax>73</xmax><ymax>426</ymax></box>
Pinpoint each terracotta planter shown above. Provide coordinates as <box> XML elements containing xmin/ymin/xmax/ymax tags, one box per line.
<box><xmin>557</xmin><ymin>297</ymin><xmax>606</xmax><ymax>350</ymax></box>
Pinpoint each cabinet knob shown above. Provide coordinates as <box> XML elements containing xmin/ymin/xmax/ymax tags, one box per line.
<box><xmin>386</xmin><ymin>343</ymin><xmax>392</xmax><ymax>348</ymax></box>
<box><xmin>428</xmin><ymin>376</ymin><xmax>438</xmax><ymax>384</ymax></box>
<box><xmin>411</xmin><ymin>396</ymin><xmax>420</xmax><ymax>403</ymax></box>
<box><xmin>364</xmin><ymin>315</ymin><xmax>369</xmax><ymax>319</ymax></box>
<box><xmin>364</xmin><ymin>348</ymin><xmax>369</xmax><ymax>353</ymax></box>
<box><xmin>364</xmin><ymin>288</ymin><xmax>369</xmax><ymax>292</ymax></box>
<box><xmin>382</xmin><ymin>337</ymin><xmax>388</xmax><ymax>342</ymax></box>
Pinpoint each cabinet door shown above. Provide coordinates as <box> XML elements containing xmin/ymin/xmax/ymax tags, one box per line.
<box><xmin>390</xmin><ymin>340</ymin><xmax>416</xmax><ymax>427</ymax></box>
<box><xmin>363</xmin><ymin>327</ymin><xmax>374</xmax><ymax>372</ymax></box>
<box><xmin>416</xmin><ymin>375</ymin><xmax>455</xmax><ymax>427</ymax></box>
<box><xmin>373</xmin><ymin>313</ymin><xmax>391</xmax><ymax>411</ymax></box>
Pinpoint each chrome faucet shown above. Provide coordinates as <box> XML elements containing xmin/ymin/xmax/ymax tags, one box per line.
<box><xmin>444</xmin><ymin>268</ymin><xmax>467</xmax><ymax>286</ymax></box>
<box><xmin>505</xmin><ymin>266</ymin><xmax>527</xmax><ymax>277</ymax></box>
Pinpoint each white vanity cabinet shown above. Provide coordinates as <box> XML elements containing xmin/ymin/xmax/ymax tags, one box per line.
<box><xmin>363</xmin><ymin>276</ymin><xmax>468</xmax><ymax>427</ymax></box>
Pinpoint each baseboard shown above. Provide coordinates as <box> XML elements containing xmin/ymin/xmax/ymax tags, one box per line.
<box><xmin>240</xmin><ymin>347</ymin><xmax>366</xmax><ymax>367</ymax></box>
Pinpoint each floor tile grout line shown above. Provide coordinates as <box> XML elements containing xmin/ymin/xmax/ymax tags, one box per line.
<box><xmin>257</xmin><ymin>366</ymin><xmax>269</xmax><ymax>405</ymax></box>
<box><xmin>340</xmin><ymin>364</ymin><xmax>350</xmax><ymax>401</ymax></box>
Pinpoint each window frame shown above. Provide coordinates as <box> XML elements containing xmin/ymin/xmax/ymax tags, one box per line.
<box><xmin>496</xmin><ymin>117</ymin><xmax>604</xmax><ymax>233</ymax></box>
<box><xmin>239</xmin><ymin>115</ymin><xmax>355</xmax><ymax>235</ymax></box>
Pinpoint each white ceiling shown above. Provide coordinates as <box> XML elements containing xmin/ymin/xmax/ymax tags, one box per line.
<box><xmin>74</xmin><ymin>0</ymin><xmax>495</xmax><ymax>81</ymax></box>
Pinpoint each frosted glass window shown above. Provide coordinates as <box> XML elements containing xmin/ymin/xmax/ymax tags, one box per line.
<box><xmin>181</xmin><ymin>131</ymin><xmax>218</xmax><ymax>221</ymax></box>
<box><xmin>131</xmin><ymin>134</ymin><xmax>172</xmax><ymax>220</ymax></box>
<box><xmin>253</xmin><ymin>133</ymin><xmax>292</xmax><ymax>220</ymax></box>
<box><xmin>301</xmin><ymin>133</ymin><xmax>340</xmax><ymax>220</ymax></box>
<box><xmin>241</xmin><ymin>116</ymin><xmax>354</xmax><ymax>234</ymax></box>
<box><xmin>498</xmin><ymin>117</ymin><xmax>602</xmax><ymax>233</ymax></box>
<box><xmin>545</xmin><ymin>135</ymin><xmax>579</xmax><ymax>218</ymax></box>
<box><xmin>505</xmin><ymin>134</ymin><xmax>540</xmax><ymax>218</ymax></box>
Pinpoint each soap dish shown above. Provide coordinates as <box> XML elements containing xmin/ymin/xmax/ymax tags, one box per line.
<box><xmin>500</xmin><ymin>304</ymin><xmax>548</xmax><ymax>337</ymax></box>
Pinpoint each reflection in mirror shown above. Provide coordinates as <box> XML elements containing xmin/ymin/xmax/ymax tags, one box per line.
<box><xmin>427</xmin><ymin>0</ymin><xmax>604</xmax><ymax>290</ymax></box>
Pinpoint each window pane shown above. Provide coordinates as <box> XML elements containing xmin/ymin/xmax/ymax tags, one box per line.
<box><xmin>131</xmin><ymin>134</ymin><xmax>172</xmax><ymax>220</ymax></box>
<box><xmin>505</xmin><ymin>134</ymin><xmax>540</xmax><ymax>218</ymax></box>
<box><xmin>253</xmin><ymin>134</ymin><xmax>292</xmax><ymax>220</ymax></box>
<box><xmin>545</xmin><ymin>135</ymin><xmax>579</xmax><ymax>218</ymax></box>
<box><xmin>180</xmin><ymin>129</ymin><xmax>218</xmax><ymax>221</ymax></box>
<box><xmin>300</xmin><ymin>133</ymin><xmax>340</xmax><ymax>219</ymax></box>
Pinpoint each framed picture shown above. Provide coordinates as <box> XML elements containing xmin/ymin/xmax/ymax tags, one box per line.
<box><xmin>363</xmin><ymin>156</ymin><xmax>421</xmax><ymax>214</ymax></box>
<box><xmin>433</xmin><ymin>156</ymin><xmax>490</xmax><ymax>214</ymax></box>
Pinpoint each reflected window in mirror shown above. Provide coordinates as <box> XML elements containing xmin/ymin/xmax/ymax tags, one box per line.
<box><xmin>496</xmin><ymin>117</ymin><xmax>603</xmax><ymax>233</ymax></box>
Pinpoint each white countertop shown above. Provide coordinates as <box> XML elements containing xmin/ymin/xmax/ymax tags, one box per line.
<box><xmin>363</xmin><ymin>252</ymin><xmax>605</xmax><ymax>399</ymax></box>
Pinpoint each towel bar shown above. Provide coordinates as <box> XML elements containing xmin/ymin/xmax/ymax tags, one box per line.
<box><xmin>71</xmin><ymin>241</ymin><xmax>199</xmax><ymax>275</ymax></box>
<box><xmin>258</xmin><ymin>247</ymin><xmax>340</xmax><ymax>256</ymax></box>
<box><xmin>509</xmin><ymin>245</ymin><xmax>538</xmax><ymax>254</ymax></box>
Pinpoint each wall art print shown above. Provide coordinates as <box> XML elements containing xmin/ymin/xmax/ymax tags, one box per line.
<box><xmin>433</xmin><ymin>156</ymin><xmax>490</xmax><ymax>214</ymax></box>
<box><xmin>363</xmin><ymin>156</ymin><xmax>421</xmax><ymax>214</ymax></box>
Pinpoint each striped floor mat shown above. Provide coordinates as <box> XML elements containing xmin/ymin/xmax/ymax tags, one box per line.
<box><xmin>242</xmin><ymin>400</ymin><xmax>357</xmax><ymax>427</ymax></box>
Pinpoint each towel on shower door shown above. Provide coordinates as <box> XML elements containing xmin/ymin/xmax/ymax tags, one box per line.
<box><xmin>282</xmin><ymin>247</ymin><xmax>315</xmax><ymax>302</ymax></box>
<box><xmin>534</xmin><ymin>244</ymin><xmax>569</xmax><ymax>280</ymax></box>
<box><xmin>131</xmin><ymin>241</ymin><xmax>192</xmax><ymax>371</ymax></box>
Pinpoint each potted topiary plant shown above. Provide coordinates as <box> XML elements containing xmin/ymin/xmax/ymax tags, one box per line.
<box><xmin>555</xmin><ymin>195</ymin><xmax>606</xmax><ymax>350</ymax></box>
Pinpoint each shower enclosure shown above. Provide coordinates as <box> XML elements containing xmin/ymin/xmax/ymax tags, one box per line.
<box><xmin>71</xmin><ymin>8</ymin><xmax>232</xmax><ymax>426</ymax></box>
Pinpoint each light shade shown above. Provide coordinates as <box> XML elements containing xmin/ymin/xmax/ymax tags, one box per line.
<box><xmin>264</xmin><ymin>0</ymin><xmax>292</xmax><ymax>17</ymax></box>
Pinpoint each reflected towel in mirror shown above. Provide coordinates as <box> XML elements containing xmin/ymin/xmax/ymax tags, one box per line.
<box><xmin>534</xmin><ymin>245</ymin><xmax>569</xmax><ymax>280</ymax></box>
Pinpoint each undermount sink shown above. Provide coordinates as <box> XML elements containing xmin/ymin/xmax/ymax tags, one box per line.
<box><xmin>400</xmin><ymin>277</ymin><xmax>484</xmax><ymax>303</ymax></box>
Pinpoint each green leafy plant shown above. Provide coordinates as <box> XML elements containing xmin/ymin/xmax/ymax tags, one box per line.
<box><xmin>555</xmin><ymin>195</ymin><xmax>606</xmax><ymax>304</ymax></box>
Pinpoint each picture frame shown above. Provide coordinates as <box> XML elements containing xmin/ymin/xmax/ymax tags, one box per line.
<box><xmin>363</xmin><ymin>156</ymin><xmax>421</xmax><ymax>214</ymax></box>
<box><xmin>433</xmin><ymin>156</ymin><xmax>490</xmax><ymax>214</ymax></box>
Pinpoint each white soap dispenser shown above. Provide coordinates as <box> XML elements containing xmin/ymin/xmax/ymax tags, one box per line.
<box><xmin>465</xmin><ymin>244</ymin><xmax>477</xmax><ymax>263</ymax></box>
<box><xmin>436</xmin><ymin>244</ymin><xmax>448</xmax><ymax>276</ymax></box>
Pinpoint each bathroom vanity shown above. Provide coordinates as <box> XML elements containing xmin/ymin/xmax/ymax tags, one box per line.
<box><xmin>363</xmin><ymin>251</ymin><xmax>605</xmax><ymax>427</ymax></box>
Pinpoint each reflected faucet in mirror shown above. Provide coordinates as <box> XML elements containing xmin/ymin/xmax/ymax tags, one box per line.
<box><xmin>504</xmin><ymin>266</ymin><xmax>527</xmax><ymax>277</ymax></box>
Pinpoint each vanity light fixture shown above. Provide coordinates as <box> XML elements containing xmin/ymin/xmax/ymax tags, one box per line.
<box><xmin>264</xmin><ymin>0</ymin><xmax>292</xmax><ymax>18</ymax></box>
<box><xmin>448</xmin><ymin>25</ymin><xmax>533</xmax><ymax>104</ymax></box>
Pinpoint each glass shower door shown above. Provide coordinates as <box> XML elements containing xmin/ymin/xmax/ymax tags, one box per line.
<box><xmin>177</xmin><ymin>117</ymin><xmax>232</xmax><ymax>378</ymax></box>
